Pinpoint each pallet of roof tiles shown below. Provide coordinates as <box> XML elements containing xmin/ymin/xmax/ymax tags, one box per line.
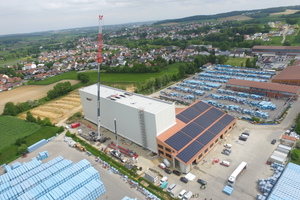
<box><xmin>223</xmin><ymin>185</ymin><xmax>234</xmax><ymax>195</ymax></box>
<box><xmin>11</xmin><ymin>162</ymin><xmax>21</xmax><ymax>170</ymax></box>
<box><xmin>27</xmin><ymin>139</ymin><xmax>48</xmax><ymax>153</ymax></box>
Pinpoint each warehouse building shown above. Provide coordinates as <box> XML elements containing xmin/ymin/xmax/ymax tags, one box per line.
<box><xmin>272</xmin><ymin>61</ymin><xmax>300</xmax><ymax>86</ymax></box>
<box><xmin>252</xmin><ymin>45</ymin><xmax>300</xmax><ymax>55</ymax></box>
<box><xmin>156</xmin><ymin>101</ymin><xmax>237</xmax><ymax>173</ymax></box>
<box><xmin>226</xmin><ymin>79</ymin><xmax>300</xmax><ymax>98</ymax></box>
<box><xmin>79</xmin><ymin>84</ymin><xmax>176</xmax><ymax>153</ymax></box>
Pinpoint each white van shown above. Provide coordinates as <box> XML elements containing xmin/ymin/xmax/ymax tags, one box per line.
<box><xmin>178</xmin><ymin>189</ymin><xmax>187</xmax><ymax>199</ymax></box>
<box><xmin>160</xmin><ymin>176</ymin><xmax>168</xmax><ymax>184</ymax></box>
<box><xmin>163</xmin><ymin>158</ymin><xmax>171</xmax><ymax>168</ymax></box>
<box><xmin>182</xmin><ymin>191</ymin><xmax>193</xmax><ymax>200</ymax></box>
<box><xmin>167</xmin><ymin>183</ymin><xmax>176</xmax><ymax>192</ymax></box>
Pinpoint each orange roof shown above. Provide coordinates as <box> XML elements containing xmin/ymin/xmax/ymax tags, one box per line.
<box><xmin>282</xmin><ymin>134</ymin><xmax>297</xmax><ymax>141</ymax></box>
<box><xmin>157</xmin><ymin>101</ymin><xmax>236</xmax><ymax>165</ymax></box>
<box><xmin>227</xmin><ymin>79</ymin><xmax>300</xmax><ymax>94</ymax></box>
<box><xmin>175</xmin><ymin>108</ymin><xmax>185</xmax><ymax>115</ymax></box>
<box><xmin>272</xmin><ymin>65</ymin><xmax>300</xmax><ymax>81</ymax></box>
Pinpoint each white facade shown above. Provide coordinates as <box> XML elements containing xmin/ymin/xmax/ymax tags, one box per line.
<box><xmin>79</xmin><ymin>84</ymin><xmax>176</xmax><ymax>152</ymax></box>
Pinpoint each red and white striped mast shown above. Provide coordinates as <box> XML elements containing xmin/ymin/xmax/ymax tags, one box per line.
<box><xmin>97</xmin><ymin>15</ymin><xmax>103</xmax><ymax>140</ymax></box>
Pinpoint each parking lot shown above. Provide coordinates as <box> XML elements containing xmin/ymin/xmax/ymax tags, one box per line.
<box><xmin>159</xmin><ymin>65</ymin><xmax>291</xmax><ymax>121</ymax></box>
<box><xmin>55</xmin><ymin>96</ymin><xmax>300</xmax><ymax>200</ymax></box>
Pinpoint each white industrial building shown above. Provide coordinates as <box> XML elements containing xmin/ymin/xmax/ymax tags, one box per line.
<box><xmin>79</xmin><ymin>84</ymin><xmax>176</xmax><ymax>153</ymax></box>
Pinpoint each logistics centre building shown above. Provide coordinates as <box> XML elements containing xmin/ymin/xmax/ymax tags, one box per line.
<box><xmin>79</xmin><ymin>84</ymin><xmax>176</xmax><ymax>153</ymax></box>
<box><xmin>156</xmin><ymin>101</ymin><xmax>237</xmax><ymax>173</ymax></box>
<box><xmin>272</xmin><ymin>61</ymin><xmax>300</xmax><ymax>86</ymax></box>
<box><xmin>80</xmin><ymin>85</ymin><xmax>236</xmax><ymax>173</ymax></box>
<box><xmin>226</xmin><ymin>79</ymin><xmax>300</xmax><ymax>98</ymax></box>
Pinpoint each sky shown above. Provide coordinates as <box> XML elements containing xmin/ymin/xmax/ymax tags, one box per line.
<box><xmin>0</xmin><ymin>0</ymin><xmax>299</xmax><ymax>36</ymax></box>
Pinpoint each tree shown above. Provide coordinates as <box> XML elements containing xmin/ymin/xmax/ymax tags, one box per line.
<box><xmin>18</xmin><ymin>144</ymin><xmax>28</xmax><ymax>154</ymax></box>
<box><xmin>26</xmin><ymin>111</ymin><xmax>37</xmax><ymax>123</ymax></box>
<box><xmin>283</xmin><ymin>41</ymin><xmax>291</xmax><ymax>46</ymax></box>
<box><xmin>3</xmin><ymin>102</ymin><xmax>18</xmax><ymax>116</ymax></box>
<box><xmin>77</xmin><ymin>73</ymin><xmax>90</xmax><ymax>84</ymax></box>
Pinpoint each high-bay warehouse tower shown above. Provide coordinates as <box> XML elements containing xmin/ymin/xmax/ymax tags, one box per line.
<box><xmin>79</xmin><ymin>84</ymin><xmax>176</xmax><ymax>153</ymax></box>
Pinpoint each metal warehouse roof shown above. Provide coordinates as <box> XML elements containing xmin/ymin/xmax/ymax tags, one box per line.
<box><xmin>227</xmin><ymin>79</ymin><xmax>300</xmax><ymax>94</ymax></box>
<box><xmin>79</xmin><ymin>84</ymin><xmax>174</xmax><ymax>114</ymax></box>
<box><xmin>157</xmin><ymin>101</ymin><xmax>236</xmax><ymax>165</ymax></box>
<box><xmin>272</xmin><ymin>65</ymin><xmax>300</xmax><ymax>81</ymax></box>
<box><xmin>268</xmin><ymin>163</ymin><xmax>300</xmax><ymax>200</ymax></box>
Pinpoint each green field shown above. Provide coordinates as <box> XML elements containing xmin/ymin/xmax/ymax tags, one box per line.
<box><xmin>0</xmin><ymin>116</ymin><xmax>41</xmax><ymax>148</ymax></box>
<box><xmin>29</xmin><ymin>63</ymin><xmax>181</xmax><ymax>85</ymax></box>
<box><xmin>224</xmin><ymin>57</ymin><xmax>253</xmax><ymax>67</ymax></box>
<box><xmin>0</xmin><ymin>115</ymin><xmax>63</xmax><ymax>165</ymax></box>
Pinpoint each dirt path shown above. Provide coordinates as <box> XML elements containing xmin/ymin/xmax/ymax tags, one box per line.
<box><xmin>0</xmin><ymin>80</ymin><xmax>79</xmax><ymax>114</ymax></box>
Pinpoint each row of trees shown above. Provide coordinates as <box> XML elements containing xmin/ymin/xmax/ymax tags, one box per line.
<box><xmin>3</xmin><ymin>100</ymin><xmax>41</xmax><ymax>116</ymax></box>
<box><xmin>47</xmin><ymin>82</ymin><xmax>72</xmax><ymax>100</ymax></box>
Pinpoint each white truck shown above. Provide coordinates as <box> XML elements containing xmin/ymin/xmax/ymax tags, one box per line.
<box><xmin>170</xmin><ymin>185</ymin><xmax>182</xmax><ymax>198</ymax></box>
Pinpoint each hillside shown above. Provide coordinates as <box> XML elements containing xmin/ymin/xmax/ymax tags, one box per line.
<box><xmin>154</xmin><ymin>5</ymin><xmax>300</xmax><ymax>25</ymax></box>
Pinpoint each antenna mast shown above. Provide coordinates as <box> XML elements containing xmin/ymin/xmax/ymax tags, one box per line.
<box><xmin>97</xmin><ymin>15</ymin><xmax>103</xmax><ymax>140</ymax></box>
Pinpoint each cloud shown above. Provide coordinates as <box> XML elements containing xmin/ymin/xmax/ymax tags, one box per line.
<box><xmin>0</xmin><ymin>0</ymin><xmax>299</xmax><ymax>35</ymax></box>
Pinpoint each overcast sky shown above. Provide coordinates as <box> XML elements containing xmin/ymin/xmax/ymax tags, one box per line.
<box><xmin>0</xmin><ymin>0</ymin><xmax>299</xmax><ymax>36</ymax></box>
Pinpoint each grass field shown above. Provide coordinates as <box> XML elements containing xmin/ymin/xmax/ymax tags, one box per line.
<box><xmin>0</xmin><ymin>122</ymin><xmax>62</xmax><ymax>165</ymax></box>
<box><xmin>29</xmin><ymin>63</ymin><xmax>180</xmax><ymax>85</ymax></box>
<box><xmin>0</xmin><ymin>116</ymin><xmax>41</xmax><ymax>148</ymax></box>
<box><xmin>224</xmin><ymin>57</ymin><xmax>253</xmax><ymax>67</ymax></box>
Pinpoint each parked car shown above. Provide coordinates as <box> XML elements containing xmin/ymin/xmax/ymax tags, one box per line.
<box><xmin>220</xmin><ymin>161</ymin><xmax>230</xmax><ymax>167</ymax></box>
<box><xmin>197</xmin><ymin>179</ymin><xmax>207</xmax><ymax>186</ymax></box>
<box><xmin>239</xmin><ymin>135</ymin><xmax>247</xmax><ymax>141</ymax></box>
<box><xmin>180</xmin><ymin>177</ymin><xmax>188</xmax><ymax>183</ymax></box>
<box><xmin>222</xmin><ymin>150</ymin><xmax>230</xmax><ymax>155</ymax></box>
<box><xmin>271</xmin><ymin>139</ymin><xmax>276</xmax><ymax>145</ymax></box>
<box><xmin>158</xmin><ymin>163</ymin><xmax>166</xmax><ymax>169</ymax></box>
<box><xmin>173</xmin><ymin>170</ymin><xmax>181</xmax><ymax>176</ymax></box>
<box><xmin>223</xmin><ymin>148</ymin><xmax>232</xmax><ymax>153</ymax></box>
<box><xmin>165</xmin><ymin>169</ymin><xmax>172</xmax><ymax>174</ymax></box>
<box><xmin>242</xmin><ymin>132</ymin><xmax>250</xmax><ymax>136</ymax></box>
<box><xmin>178</xmin><ymin>189</ymin><xmax>187</xmax><ymax>199</ymax></box>
<box><xmin>223</xmin><ymin>143</ymin><xmax>232</xmax><ymax>148</ymax></box>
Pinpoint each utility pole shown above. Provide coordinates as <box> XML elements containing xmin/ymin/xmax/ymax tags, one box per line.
<box><xmin>97</xmin><ymin>15</ymin><xmax>103</xmax><ymax>140</ymax></box>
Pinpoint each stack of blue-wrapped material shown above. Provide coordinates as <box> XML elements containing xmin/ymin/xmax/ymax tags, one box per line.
<box><xmin>223</xmin><ymin>185</ymin><xmax>233</xmax><ymax>195</ymax></box>
<box><xmin>11</xmin><ymin>162</ymin><xmax>21</xmax><ymax>169</ymax></box>
<box><xmin>257</xmin><ymin>162</ymin><xmax>285</xmax><ymax>199</ymax></box>
<box><xmin>0</xmin><ymin>156</ymin><xmax>106</xmax><ymax>200</ymax></box>
<box><xmin>37</xmin><ymin>151</ymin><xmax>49</xmax><ymax>161</ymax></box>
<box><xmin>27</xmin><ymin>139</ymin><xmax>48</xmax><ymax>153</ymax></box>
<box><xmin>122</xmin><ymin>196</ymin><xmax>138</xmax><ymax>200</ymax></box>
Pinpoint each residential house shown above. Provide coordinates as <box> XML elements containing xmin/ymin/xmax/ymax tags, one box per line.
<box><xmin>23</xmin><ymin>63</ymin><xmax>37</xmax><ymax>71</ymax></box>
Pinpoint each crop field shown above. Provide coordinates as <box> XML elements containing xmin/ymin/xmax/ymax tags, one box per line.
<box><xmin>270</xmin><ymin>9</ymin><xmax>300</xmax><ymax>15</ymax></box>
<box><xmin>0</xmin><ymin>80</ymin><xmax>79</xmax><ymax>115</ymax></box>
<box><xmin>0</xmin><ymin>116</ymin><xmax>40</xmax><ymax>149</ymax></box>
<box><xmin>224</xmin><ymin>57</ymin><xmax>254</xmax><ymax>67</ymax></box>
<box><xmin>18</xmin><ymin>90</ymin><xmax>82</xmax><ymax>125</ymax></box>
<box><xmin>217</xmin><ymin>15</ymin><xmax>252</xmax><ymax>22</ymax></box>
